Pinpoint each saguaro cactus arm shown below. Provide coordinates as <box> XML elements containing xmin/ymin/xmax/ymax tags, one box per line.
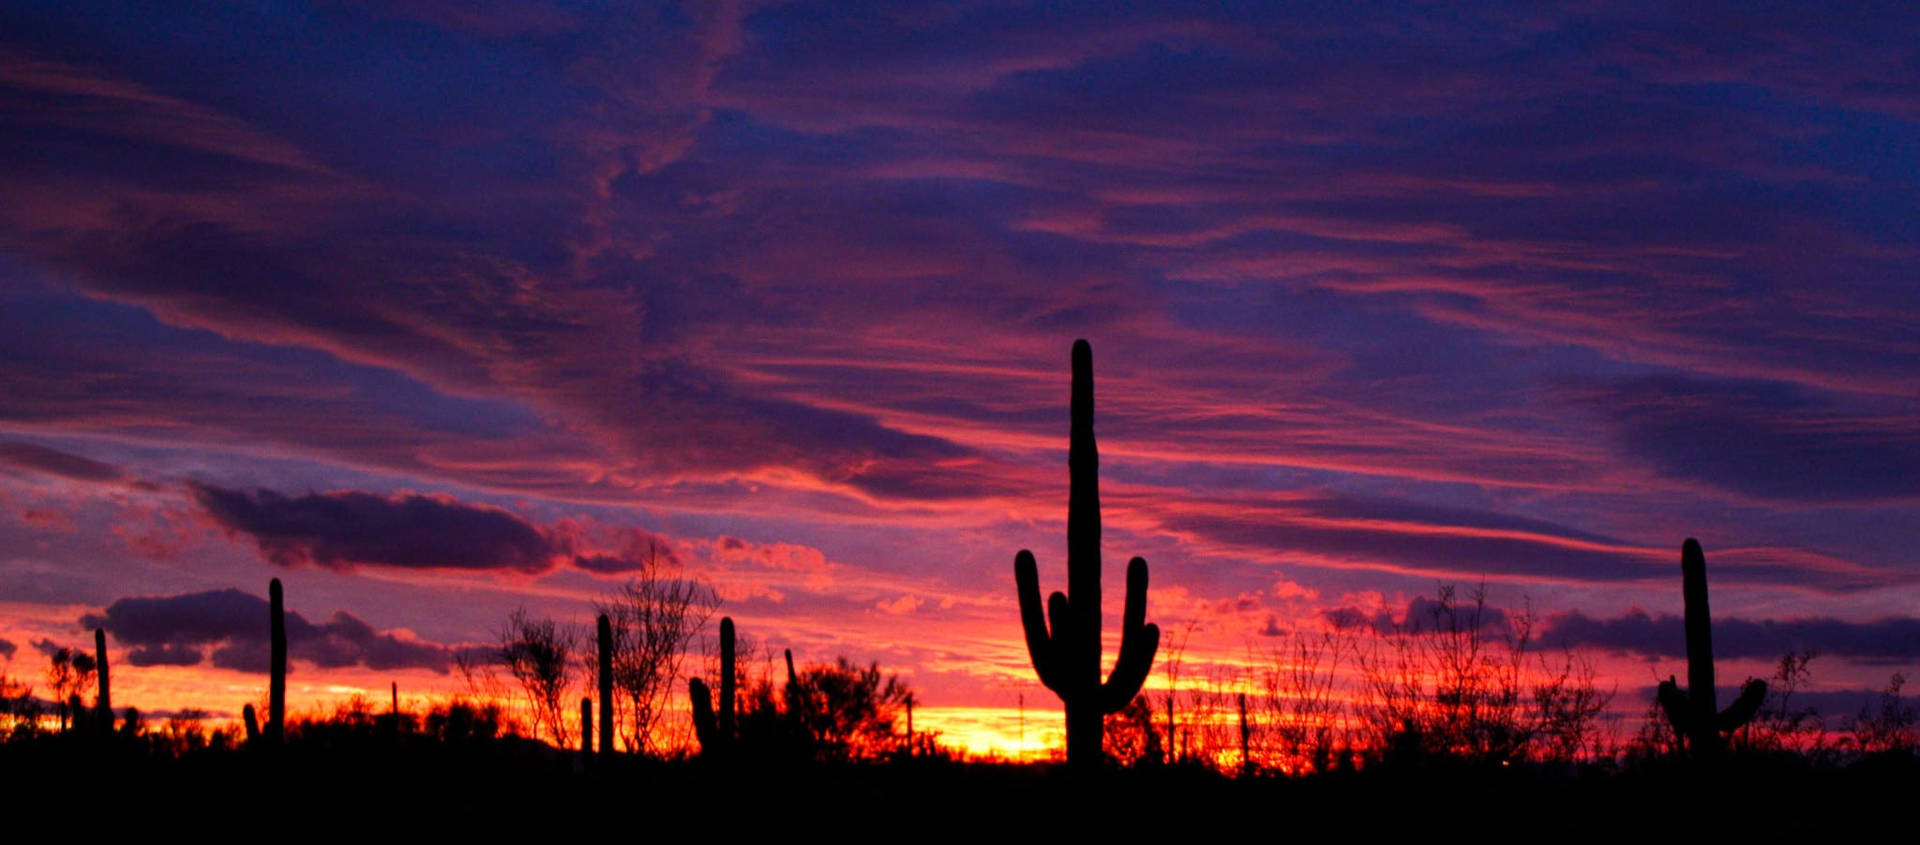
<box><xmin>1014</xmin><ymin>551</ymin><xmax>1061</xmax><ymax>693</ymax></box>
<box><xmin>1101</xmin><ymin>557</ymin><xmax>1160</xmax><ymax>714</ymax></box>
<box><xmin>1718</xmin><ymin>679</ymin><xmax>1768</xmax><ymax>733</ymax></box>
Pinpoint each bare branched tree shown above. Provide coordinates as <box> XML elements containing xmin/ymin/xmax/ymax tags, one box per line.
<box><xmin>44</xmin><ymin>645</ymin><xmax>96</xmax><ymax>733</ymax></box>
<box><xmin>1531</xmin><ymin>647</ymin><xmax>1613</xmax><ymax>765</ymax></box>
<box><xmin>1256</xmin><ymin>625</ymin><xmax>1354</xmax><ymax>774</ymax></box>
<box><xmin>498</xmin><ymin>608</ymin><xmax>575</xmax><ymax>747</ymax></box>
<box><xmin>593</xmin><ymin>544</ymin><xmax>718</xmax><ymax>755</ymax></box>
<box><xmin>786</xmin><ymin>656</ymin><xmax>912</xmax><ymax>762</ymax></box>
<box><xmin>1742</xmin><ymin>649</ymin><xmax>1825</xmax><ymax>755</ymax></box>
<box><xmin>0</xmin><ymin>668</ymin><xmax>40</xmax><ymax>739</ymax></box>
<box><xmin>1848</xmin><ymin>672</ymin><xmax>1917</xmax><ymax>756</ymax></box>
<box><xmin>1355</xmin><ymin>584</ymin><xmax>1536</xmax><ymax>766</ymax></box>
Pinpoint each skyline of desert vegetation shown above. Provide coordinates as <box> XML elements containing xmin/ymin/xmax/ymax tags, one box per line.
<box><xmin>2</xmin><ymin>1</ymin><xmax>1918</xmax><ymax>780</ymax></box>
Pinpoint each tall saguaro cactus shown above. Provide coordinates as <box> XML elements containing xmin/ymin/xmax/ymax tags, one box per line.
<box><xmin>597</xmin><ymin>613</ymin><xmax>614</xmax><ymax>757</ymax></box>
<box><xmin>93</xmin><ymin>627</ymin><xmax>112</xmax><ymax>732</ymax></box>
<box><xmin>688</xmin><ymin>616</ymin><xmax>737</xmax><ymax>755</ymax></box>
<box><xmin>1657</xmin><ymin>539</ymin><xmax>1766</xmax><ymax>760</ymax></box>
<box><xmin>1015</xmin><ymin>339</ymin><xmax>1161</xmax><ymax>768</ymax></box>
<box><xmin>268</xmin><ymin>577</ymin><xmax>287</xmax><ymax>744</ymax></box>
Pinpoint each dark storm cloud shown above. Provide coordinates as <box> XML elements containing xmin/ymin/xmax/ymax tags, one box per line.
<box><xmin>187</xmin><ymin>482</ymin><xmax>672</xmax><ymax>575</ymax></box>
<box><xmin>1571</xmin><ymin>376</ymin><xmax>1920</xmax><ymax>504</ymax></box>
<box><xmin>189</xmin><ymin>482</ymin><xmax>557</xmax><ymax>573</ymax></box>
<box><xmin>0</xmin><ymin>441</ymin><xmax>127</xmax><ymax>483</ymax></box>
<box><xmin>1540</xmin><ymin>609</ymin><xmax>1920</xmax><ymax>665</ymax></box>
<box><xmin>81</xmin><ymin>588</ymin><xmax>457</xmax><ymax>673</ymax></box>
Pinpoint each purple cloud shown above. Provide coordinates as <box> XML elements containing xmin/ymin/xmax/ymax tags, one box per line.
<box><xmin>82</xmin><ymin>588</ymin><xmax>458</xmax><ymax>674</ymax></box>
<box><xmin>187</xmin><ymin>482</ymin><xmax>675</xmax><ymax>575</ymax></box>
<box><xmin>1541</xmin><ymin>609</ymin><xmax>1920</xmax><ymax>666</ymax></box>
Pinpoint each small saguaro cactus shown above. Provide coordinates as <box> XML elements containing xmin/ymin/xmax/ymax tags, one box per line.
<box><xmin>688</xmin><ymin>616</ymin><xmax>737</xmax><ymax>755</ymax></box>
<box><xmin>1014</xmin><ymin>339</ymin><xmax>1161</xmax><ymax>768</ymax></box>
<box><xmin>580</xmin><ymin>696</ymin><xmax>593</xmax><ymax>758</ymax></box>
<box><xmin>597</xmin><ymin>613</ymin><xmax>614</xmax><ymax>757</ymax></box>
<box><xmin>1656</xmin><ymin>539</ymin><xmax>1767</xmax><ymax>760</ymax></box>
<box><xmin>1238</xmin><ymin>693</ymin><xmax>1251</xmax><ymax>778</ymax></box>
<box><xmin>93</xmin><ymin>627</ymin><xmax>113</xmax><ymax>733</ymax></box>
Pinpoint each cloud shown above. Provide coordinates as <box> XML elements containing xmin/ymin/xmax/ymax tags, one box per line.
<box><xmin>1540</xmin><ymin>609</ymin><xmax>1920</xmax><ymax>665</ymax></box>
<box><xmin>1319</xmin><ymin>594</ymin><xmax>1514</xmax><ymax>637</ymax></box>
<box><xmin>1570</xmin><ymin>376</ymin><xmax>1920</xmax><ymax>504</ymax></box>
<box><xmin>0</xmin><ymin>441</ymin><xmax>127</xmax><ymax>483</ymax></box>
<box><xmin>188</xmin><ymin>482</ymin><xmax>674</xmax><ymax>575</ymax></box>
<box><xmin>0</xmin><ymin>637</ymin><xmax>14</xmax><ymax>660</ymax></box>
<box><xmin>190</xmin><ymin>483</ymin><xmax>557</xmax><ymax>573</ymax></box>
<box><xmin>81</xmin><ymin>588</ymin><xmax>458</xmax><ymax>674</ymax></box>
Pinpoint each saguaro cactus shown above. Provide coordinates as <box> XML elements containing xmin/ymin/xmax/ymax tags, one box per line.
<box><xmin>268</xmin><ymin>577</ymin><xmax>287</xmax><ymax>744</ymax></box>
<box><xmin>1238</xmin><ymin>693</ymin><xmax>1251</xmax><ymax>778</ymax></box>
<box><xmin>580</xmin><ymin>696</ymin><xmax>593</xmax><ymax>758</ymax></box>
<box><xmin>596</xmin><ymin>613</ymin><xmax>614</xmax><ymax>757</ymax></box>
<box><xmin>93</xmin><ymin>627</ymin><xmax>112</xmax><ymax>732</ymax></box>
<box><xmin>688</xmin><ymin>616</ymin><xmax>736</xmax><ymax>754</ymax></box>
<box><xmin>1657</xmin><ymin>539</ymin><xmax>1766</xmax><ymax>759</ymax></box>
<box><xmin>1015</xmin><ymin>339</ymin><xmax>1161</xmax><ymax>768</ymax></box>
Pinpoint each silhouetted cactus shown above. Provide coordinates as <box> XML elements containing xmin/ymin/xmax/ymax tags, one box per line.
<box><xmin>268</xmin><ymin>577</ymin><xmax>287</xmax><ymax>744</ymax></box>
<box><xmin>242</xmin><ymin>703</ymin><xmax>261</xmax><ymax>744</ymax></box>
<box><xmin>596</xmin><ymin>613</ymin><xmax>613</xmax><ymax>757</ymax></box>
<box><xmin>1656</xmin><ymin>539</ymin><xmax>1767</xmax><ymax>760</ymax></box>
<box><xmin>688</xmin><ymin>616</ymin><xmax>737</xmax><ymax>755</ymax></box>
<box><xmin>1014</xmin><ymin>339</ymin><xmax>1161</xmax><ymax>768</ymax></box>
<box><xmin>1238</xmin><ymin>693</ymin><xmax>1251</xmax><ymax>777</ymax></box>
<box><xmin>93</xmin><ymin>627</ymin><xmax>112</xmax><ymax>732</ymax></box>
<box><xmin>580</xmin><ymin>696</ymin><xmax>593</xmax><ymax>758</ymax></box>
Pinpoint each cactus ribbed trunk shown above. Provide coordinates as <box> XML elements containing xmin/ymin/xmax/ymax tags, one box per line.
<box><xmin>1681</xmin><ymin>541</ymin><xmax>1719</xmax><ymax>757</ymax></box>
<box><xmin>1063</xmin><ymin>338</ymin><xmax>1101</xmax><ymax>767</ymax></box>
<box><xmin>93</xmin><ymin>627</ymin><xmax>111</xmax><ymax>731</ymax></box>
<box><xmin>597</xmin><ymin>613</ymin><xmax>614</xmax><ymax>757</ymax></box>
<box><xmin>1015</xmin><ymin>340</ymin><xmax>1161</xmax><ymax>769</ymax></box>
<box><xmin>268</xmin><ymin>577</ymin><xmax>286</xmax><ymax>744</ymax></box>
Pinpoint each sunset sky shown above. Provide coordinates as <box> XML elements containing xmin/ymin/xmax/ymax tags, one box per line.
<box><xmin>3</xmin><ymin>2</ymin><xmax>1918</xmax><ymax>758</ymax></box>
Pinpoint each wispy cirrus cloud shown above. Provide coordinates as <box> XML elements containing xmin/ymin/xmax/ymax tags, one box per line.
<box><xmin>3</xmin><ymin>1</ymin><xmax>1920</xmax><ymax>725</ymax></box>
